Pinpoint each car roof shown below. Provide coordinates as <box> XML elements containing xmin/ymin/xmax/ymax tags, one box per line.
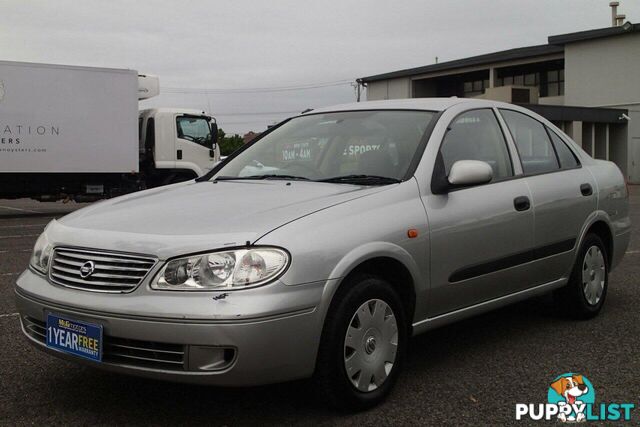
<box><xmin>304</xmin><ymin>97</ymin><xmax>511</xmax><ymax>114</ymax></box>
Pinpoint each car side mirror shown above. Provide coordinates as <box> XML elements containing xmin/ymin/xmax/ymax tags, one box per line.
<box><xmin>447</xmin><ymin>160</ymin><xmax>493</xmax><ymax>187</ymax></box>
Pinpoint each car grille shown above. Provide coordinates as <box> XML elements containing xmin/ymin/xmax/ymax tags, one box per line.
<box><xmin>22</xmin><ymin>316</ymin><xmax>186</xmax><ymax>371</ymax></box>
<box><xmin>49</xmin><ymin>247</ymin><xmax>156</xmax><ymax>293</ymax></box>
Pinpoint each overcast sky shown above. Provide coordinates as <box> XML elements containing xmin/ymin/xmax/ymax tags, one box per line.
<box><xmin>2</xmin><ymin>0</ymin><xmax>638</xmax><ymax>134</ymax></box>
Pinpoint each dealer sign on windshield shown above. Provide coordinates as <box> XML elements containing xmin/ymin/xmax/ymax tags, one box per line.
<box><xmin>46</xmin><ymin>314</ymin><xmax>103</xmax><ymax>362</ymax></box>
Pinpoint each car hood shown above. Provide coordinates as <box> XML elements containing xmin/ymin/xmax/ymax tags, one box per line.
<box><xmin>49</xmin><ymin>180</ymin><xmax>388</xmax><ymax>258</ymax></box>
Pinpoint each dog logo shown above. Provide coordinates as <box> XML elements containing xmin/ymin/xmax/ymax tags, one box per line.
<box><xmin>548</xmin><ymin>374</ymin><xmax>595</xmax><ymax>422</ymax></box>
<box><xmin>516</xmin><ymin>373</ymin><xmax>634</xmax><ymax>422</ymax></box>
<box><xmin>79</xmin><ymin>261</ymin><xmax>96</xmax><ymax>278</ymax></box>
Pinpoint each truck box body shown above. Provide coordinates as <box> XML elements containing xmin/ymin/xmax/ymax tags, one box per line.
<box><xmin>0</xmin><ymin>61</ymin><xmax>139</xmax><ymax>173</ymax></box>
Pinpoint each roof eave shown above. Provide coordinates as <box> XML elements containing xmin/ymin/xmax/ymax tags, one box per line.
<box><xmin>548</xmin><ymin>22</ymin><xmax>640</xmax><ymax>45</ymax></box>
<box><xmin>359</xmin><ymin>44</ymin><xmax>564</xmax><ymax>83</ymax></box>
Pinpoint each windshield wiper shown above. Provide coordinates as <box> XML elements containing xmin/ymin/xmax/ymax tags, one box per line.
<box><xmin>318</xmin><ymin>174</ymin><xmax>402</xmax><ymax>185</ymax></box>
<box><xmin>214</xmin><ymin>174</ymin><xmax>311</xmax><ymax>181</ymax></box>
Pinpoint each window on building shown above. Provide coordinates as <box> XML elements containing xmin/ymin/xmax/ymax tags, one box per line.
<box><xmin>500</xmin><ymin>109</ymin><xmax>560</xmax><ymax>175</ymax></box>
<box><xmin>440</xmin><ymin>109</ymin><xmax>513</xmax><ymax>181</ymax></box>
<box><xmin>462</xmin><ymin>79</ymin><xmax>488</xmax><ymax>97</ymax></box>
<box><xmin>547</xmin><ymin>128</ymin><xmax>579</xmax><ymax>169</ymax></box>
<box><xmin>524</xmin><ymin>73</ymin><xmax>536</xmax><ymax>86</ymax></box>
<box><xmin>496</xmin><ymin>71</ymin><xmax>539</xmax><ymax>88</ymax></box>
<box><xmin>546</xmin><ymin>69</ymin><xmax>565</xmax><ymax>97</ymax></box>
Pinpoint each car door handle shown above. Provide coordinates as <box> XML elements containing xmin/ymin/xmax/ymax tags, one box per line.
<box><xmin>177</xmin><ymin>149</ymin><xmax>183</xmax><ymax>160</ymax></box>
<box><xmin>580</xmin><ymin>183</ymin><xmax>593</xmax><ymax>196</ymax></box>
<box><xmin>514</xmin><ymin>196</ymin><xmax>530</xmax><ymax>211</ymax></box>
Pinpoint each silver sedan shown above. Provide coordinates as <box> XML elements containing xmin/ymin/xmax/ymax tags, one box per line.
<box><xmin>16</xmin><ymin>98</ymin><xmax>630</xmax><ymax>410</ymax></box>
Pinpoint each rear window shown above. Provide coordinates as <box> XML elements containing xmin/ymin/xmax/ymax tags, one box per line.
<box><xmin>548</xmin><ymin>129</ymin><xmax>579</xmax><ymax>169</ymax></box>
<box><xmin>500</xmin><ymin>109</ymin><xmax>560</xmax><ymax>175</ymax></box>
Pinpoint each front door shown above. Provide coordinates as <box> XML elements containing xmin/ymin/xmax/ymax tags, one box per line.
<box><xmin>425</xmin><ymin>108</ymin><xmax>535</xmax><ymax>317</ymax></box>
<box><xmin>175</xmin><ymin>115</ymin><xmax>217</xmax><ymax>176</ymax></box>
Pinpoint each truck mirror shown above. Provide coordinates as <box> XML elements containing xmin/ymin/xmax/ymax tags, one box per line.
<box><xmin>210</xmin><ymin>122</ymin><xmax>219</xmax><ymax>148</ymax></box>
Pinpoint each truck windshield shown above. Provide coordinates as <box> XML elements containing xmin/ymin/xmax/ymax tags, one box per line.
<box><xmin>212</xmin><ymin>110</ymin><xmax>436</xmax><ymax>183</ymax></box>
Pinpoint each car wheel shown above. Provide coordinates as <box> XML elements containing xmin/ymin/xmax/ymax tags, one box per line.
<box><xmin>555</xmin><ymin>233</ymin><xmax>608</xmax><ymax>319</ymax></box>
<box><xmin>315</xmin><ymin>274</ymin><xmax>408</xmax><ymax>411</ymax></box>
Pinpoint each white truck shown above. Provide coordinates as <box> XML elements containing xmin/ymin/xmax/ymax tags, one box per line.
<box><xmin>0</xmin><ymin>60</ymin><xmax>220</xmax><ymax>201</ymax></box>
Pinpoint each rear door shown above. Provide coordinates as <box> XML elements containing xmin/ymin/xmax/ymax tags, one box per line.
<box><xmin>425</xmin><ymin>108</ymin><xmax>535</xmax><ymax>316</ymax></box>
<box><xmin>499</xmin><ymin>109</ymin><xmax>597</xmax><ymax>284</ymax></box>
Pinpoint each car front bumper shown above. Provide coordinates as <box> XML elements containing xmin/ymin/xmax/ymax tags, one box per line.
<box><xmin>15</xmin><ymin>269</ymin><xmax>331</xmax><ymax>386</ymax></box>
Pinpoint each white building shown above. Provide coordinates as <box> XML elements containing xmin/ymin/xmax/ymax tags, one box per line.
<box><xmin>360</xmin><ymin>22</ymin><xmax>640</xmax><ymax>183</ymax></box>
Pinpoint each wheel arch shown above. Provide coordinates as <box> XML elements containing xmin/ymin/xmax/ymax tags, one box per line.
<box><xmin>575</xmin><ymin>212</ymin><xmax>614</xmax><ymax>269</ymax></box>
<box><xmin>339</xmin><ymin>257</ymin><xmax>416</xmax><ymax>325</ymax></box>
<box><xmin>584</xmin><ymin>220</ymin><xmax>613</xmax><ymax>268</ymax></box>
<box><xmin>318</xmin><ymin>243</ymin><xmax>424</xmax><ymax>334</ymax></box>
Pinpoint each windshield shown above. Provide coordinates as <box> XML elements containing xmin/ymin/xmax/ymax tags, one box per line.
<box><xmin>212</xmin><ymin>110</ymin><xmax>436</xmax><ymax>183</ymax></box>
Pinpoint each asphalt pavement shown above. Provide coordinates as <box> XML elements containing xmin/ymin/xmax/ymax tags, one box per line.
<box><xmin>0</xmin><ymin>190</ymin><xmax>638</xmax><ymax>426</ymax></box>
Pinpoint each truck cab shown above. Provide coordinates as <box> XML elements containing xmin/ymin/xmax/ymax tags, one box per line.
<box><xmin>139</xmin><ymin>108</ymin><xmax>220</xmax><ymax>185</ymax></box>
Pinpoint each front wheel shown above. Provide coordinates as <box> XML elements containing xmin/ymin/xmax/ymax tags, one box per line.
<box><xmin>315</xmin><ymin>275</ymin><xmax>408</xmax><ymax>411</ymax></box>
<box><xmin>555</xmin><ymin>233</ymin><xmax>609</xmax><ymax>319</ymax></box>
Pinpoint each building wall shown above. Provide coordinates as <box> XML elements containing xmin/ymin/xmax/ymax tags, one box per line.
<box><xmin>366</xmin><ymin>78</ymin><xmax>411</xmax><ymax>100</ymax></box>
<box><xmin>363</xmin><ymin>35</ymin><xmax>639</xmax><ymax>182</ymax></box>
<box><xmin>565</xmin><ymin>34</ymin><xmax>640</xmax><ymax>183</ymax></box>
<box><xmin>412</xmin><ymin>79</ymin><xmax>437</xmax><ymax>97</ymax></box>
<box><xmin>622</xmin><ymin>103</ymin><xmax>640</xmax><ymax>182</ymax></box>
<box><xmin>538</xmin><ymin>95</ymin><xmax>564</xmax><ymax>105</ymax></box>
<box><xmin>564</xmin><ymin>33</ymin><xmax>640</xmax><ymax>107</ymax></box>
<box><xmin>366</xmin><ymin>81</ymin><xmax>388</xmax><ymax>100</ymax></box>
<box><xmin>609</xmin><ymin>123</ymin><xmax>629</xmax><ymax>179</ymax></box>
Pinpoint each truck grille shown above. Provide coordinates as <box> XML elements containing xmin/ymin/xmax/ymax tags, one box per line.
<box><xmin>22</xmin><ymin>316</ymin><xmax>186</xmax><ymax>371</ymax></box>
<box><xmin>49</xmin><ymin>247</ymin><xmax>156</xmax><ymax>293</ymax></box>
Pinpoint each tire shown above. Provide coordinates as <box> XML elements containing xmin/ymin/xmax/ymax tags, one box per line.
<box><xmin>555</xmin><ymin>233</ymin><xmax>609</xmax><ymax>319</ymax></box>
<box><xmin>315</xmin><ymin>274</ymin><xmax>408</xmax><ymax>411</ymax></box>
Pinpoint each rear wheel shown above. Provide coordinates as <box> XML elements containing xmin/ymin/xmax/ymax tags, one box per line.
<box><xmin>315</xmin><ymin>275</ymin><xmax>408</xmax><ymax>411</ymax></box>
<box><xmin>555</xmin><ymin>233</ymin><xmax>608</xmax><ymax>319</ymax></box>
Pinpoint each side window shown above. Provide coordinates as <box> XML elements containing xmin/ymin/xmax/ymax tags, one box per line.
<box><xmin>547</xmin><ymin>129</ymin><xmax>579</xmax><ymax>169</ymax></box>
<box><xmin>176</xmin><ymin>116</ymin><xmax>212</xmax><ymax>147</ymax></box>
<box><xmin>440</xmin><ymin>109</ymin><xmax>513</xmax><ymax>181</ymax></box>
<box><xmin>500</xmin><ymin>109</ymin><xmax>559</xmax><ymax>175</ymax></box>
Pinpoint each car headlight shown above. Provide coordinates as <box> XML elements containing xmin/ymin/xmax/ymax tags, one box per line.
<box><xmin>152</xmin><ymin>247</ymin><xmax>289</xmax><ymax>291</ymax></box>
<box><xmin>30</xmin><ymin>233</ymin><xmax>53</xmax><ymax>275</ymax></box>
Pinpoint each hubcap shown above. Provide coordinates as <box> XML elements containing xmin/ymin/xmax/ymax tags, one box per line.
<box><xmin>344</xmin><ymin>299</ymin><xmax>398</xmax><ymax>392</ymax></box>
<box><xmin>365</xmin><ymin>336</ymin><xmax>377</xmax><ymax>354</ymax></box>
<box><xmin>582</xmin><ymin>245</ymin><xmax>606</xmax><ymax>306</ymax></box>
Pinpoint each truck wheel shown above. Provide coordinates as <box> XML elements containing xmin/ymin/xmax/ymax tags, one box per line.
<box><xmin>315</xmin><ymin>275</ymin><xmax>407</xmax><ymax>411</ymax></box>
<box><xmin>554</xmin><ymin>233</ymin><xmax>608</xmax><ymax>319</ymax></box>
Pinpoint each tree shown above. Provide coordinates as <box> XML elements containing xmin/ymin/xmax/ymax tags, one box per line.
<box><xmin>216</xmin><ymin>128</ymin><xmax>245</xmax><ymax>156</ymax></box>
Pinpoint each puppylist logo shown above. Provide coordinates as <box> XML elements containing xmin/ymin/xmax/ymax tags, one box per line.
<box><xmin>516</xmin><ymin>373</ymin><xmax>635</xmax><ymax>422</ymax></box>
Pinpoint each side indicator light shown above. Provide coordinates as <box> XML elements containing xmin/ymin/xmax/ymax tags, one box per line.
<box><xmin>407</xmin><ymin>229</ymin><xmax>419</xmax><ymax>238</ymax></box>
